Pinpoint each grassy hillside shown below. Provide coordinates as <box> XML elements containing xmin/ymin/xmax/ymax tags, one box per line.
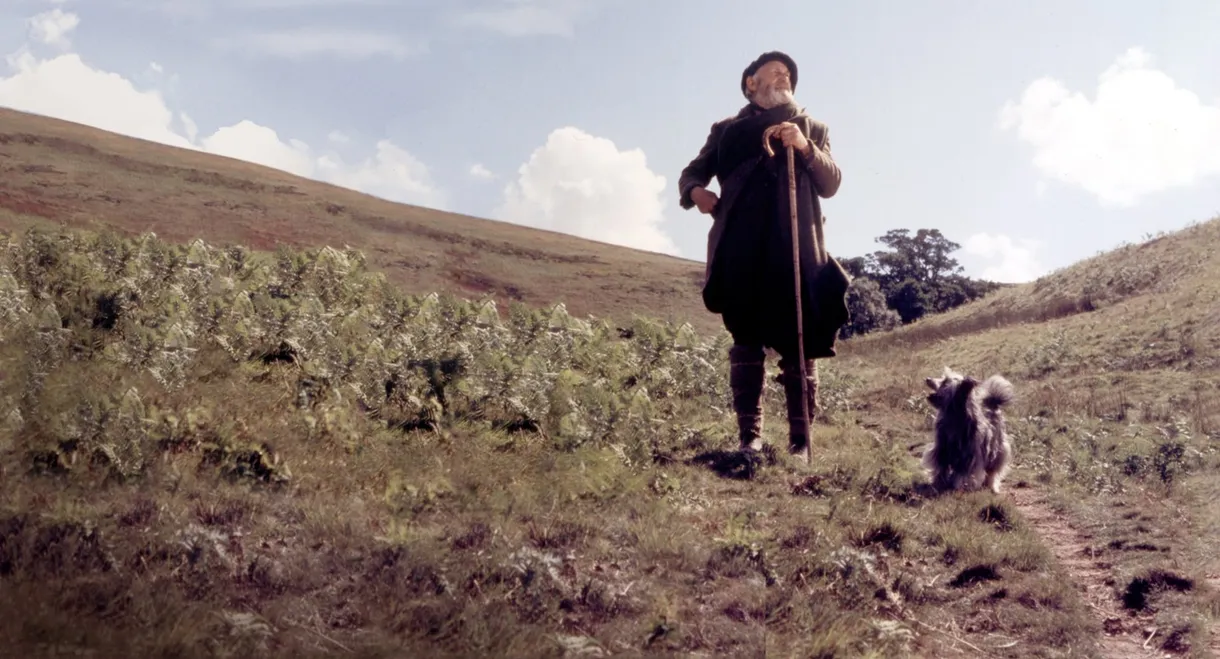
<box><xmin>0</xmin><ymin>107</ymin><xmax>717</xmax><ymax>334</ymax></box>
<box><xmin>851</xmin><ymin>217</ymin><xmax>1220</xmax><ymax>356</ymax></box>
<box><xmin>838</xmin><ymin>215</ymin><xmax>1220</xmax><ymax>656</ymax></box>
<box><xmin>0</xmin><ymin>226</ymin><xmax>1080</xmax><ymax>658</ymax></box>
<box><xmin>4</xmin><ymin>216</ymin><xmax>1219</xmax><ymax>658</ymax></box>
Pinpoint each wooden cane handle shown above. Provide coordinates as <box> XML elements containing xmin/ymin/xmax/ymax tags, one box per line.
<box><xmin>762</xmin><ymin>125</ymin><xmax>784</xmax><ymax>157</ymax></box>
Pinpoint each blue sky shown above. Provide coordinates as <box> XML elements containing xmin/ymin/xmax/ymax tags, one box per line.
<box><xmin>2</xmin><ymin>0</ymin><xmax>1219</xmax><ymax>283</ymax></box>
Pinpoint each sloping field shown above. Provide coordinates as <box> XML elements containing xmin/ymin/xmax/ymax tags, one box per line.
<box><xmin>839</xmin><ymin>215</ymin><xmax>1220</xmax><ymax>657</ymax></box>
<box><xmin>0</xmin><ymin>106</ymin><xmax>716</xmax><ymax>334</ymax></box>
<box><xmin>3</xmin><ymin>216</ymin><xmax>1218</xmax><ymax>658</ymax></box>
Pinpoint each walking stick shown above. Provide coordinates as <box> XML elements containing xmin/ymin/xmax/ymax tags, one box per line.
<box><xmin>762</xmin><ymin>126</ymin><xmax>811</xmax><ymax>463</ymax></box>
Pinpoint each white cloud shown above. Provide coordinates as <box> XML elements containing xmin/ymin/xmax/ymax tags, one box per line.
<box><xmin>327</xmin><ymin>130</ymin><xmax>350</xmax><ymax>145</ymax></box>
<box><xmin>495</xmin><ymin>126</ymin><xmax>680</xmax><ymax>256</ymax></box>
<box><xmin>999</xmin><ymin>47</ymin><xmax>1220</xmax><ymax>207</ymax></box>
<box><xmin>0</xmin><ymin>15</ymin><xmax>445</xmax><ymax>210</ymax></box>
<box><xmin>962</xmin><ymin>233</ymin><xmax>1046</xmax><ymax>283</ymax></box>
<box><xmin>453</xmin><ymin>0</ymin><xmax>592</xmax><ymax>38</ymax></box>
<box><xmin>213</xmin><ymin>28</ymin><xmax>425</xmax><ymax>60</ymax></box>
<box><xmin>179</xmin><ymin>111</ymin><xmax>199</xmax><ymax>142</ymax></box>
<box><xmin>149</xmin><ymin>61</ymin><xmax>163</xmax><ymax>73</ymax></box>
<box><xmin>469</xmin><ymin>163</ymin><xmax>495</xmax><ymax>180</ymax></box>
<box><xmin>1</xmin><ymin>50</ymin><xmax>193</xmax><ymax>148</ymax></box>
<box><xmin>199</xmin><ymin>120</ymin><xmax>316</xmax><ymax>176</ymax></box>
<box><xmin>316</xmin><ymin>141</ymin><xmax>445</xmax><ymax>208</ymax></box>
<box><xmin>27</xmin><ymin>9</ymin><xmax>80</xmax><ymax>49</ymax></box>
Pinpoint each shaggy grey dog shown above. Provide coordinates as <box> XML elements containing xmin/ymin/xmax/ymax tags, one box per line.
<box><xmin>922</xmin><ymin>367</ymin><xmax>1014</xmax><ymax>494</ymax></box>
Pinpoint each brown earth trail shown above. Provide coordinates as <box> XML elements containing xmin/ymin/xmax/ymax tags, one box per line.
<box><xmin>1008</xmin><ymin>484</ymin><xmax>1162</xmax><ymax>659</ymax></box>
<box><xmin>1209</xmin><ymin>575</ymin><xmax>1220</xmax><ymax>657</ymax></box>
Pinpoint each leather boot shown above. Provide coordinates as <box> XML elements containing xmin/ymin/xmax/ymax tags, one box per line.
<box><xmin>728</xmin><ymin>344</ymin><xmax>766</xmax><ymax>451</ymax></box>
<box><xmin>778</xmin><ymin>357</ymin><xmax>819</xmax><ymax>459</ymax></box>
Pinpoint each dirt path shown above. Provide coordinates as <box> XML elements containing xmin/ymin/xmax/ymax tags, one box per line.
<box><xmin>1208</xmin><ymin>575</ymin><xmax>1220</xmax><ymax>656</ymax></box>
<box><xmin>1007</xmin><ymin>484</ymin><xmax>1160</xmax><ymax>659</ymax></box>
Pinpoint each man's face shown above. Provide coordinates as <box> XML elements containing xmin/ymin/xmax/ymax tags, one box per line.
<box><xmin>753</xmin><ymin>60</ymin><xmax>791</xmax><ymax>93</ymax></box>
<box><xmin>747</xmin><ymin>60</ymin><xmax>794</xmax><ymax>107</ymax></box>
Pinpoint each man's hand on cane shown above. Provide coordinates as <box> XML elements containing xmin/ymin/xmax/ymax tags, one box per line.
<box><xmin>770</xmin><ymin>122</ymin><xmax>812</xmax><ymax>156</ymax></box>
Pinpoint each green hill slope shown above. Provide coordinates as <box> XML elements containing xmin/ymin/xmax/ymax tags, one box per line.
<box><xmin>836</xmin><ymin>215</ymin><xmax>1220</xmax><ymax>656</ymax></box>
<box><xmin>851</xmin><ymin>216</ymin><xmax>1220</xmax><ymax>358</ymax></box>
<box><xmin>0</xmin><ymin>227</ymin><xmax>1070</xmax><ymax>658</ymax></box>
<box><xmin>0</xmin><ymin>107</ymin><xmax>716</xmax><ymax>334</ymax></box>
<box><xmin>6</xmin><ymin>221</ymin><xmax>1218</xmax><ymax>657</ymax></box>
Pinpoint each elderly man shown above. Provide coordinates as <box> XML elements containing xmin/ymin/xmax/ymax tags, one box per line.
<box><xmin>679</xmin><ymin>51</ymin><xmax>850</xmax><ymax>462</ymax></box>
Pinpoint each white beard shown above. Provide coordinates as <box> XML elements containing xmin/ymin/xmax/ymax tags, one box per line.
<box><xmin>753</xmin><ymin>85</ymin><xmax>794</xmax><ymax>109</ymax></box>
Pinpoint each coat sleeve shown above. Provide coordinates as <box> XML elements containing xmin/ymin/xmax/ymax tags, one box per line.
<box><xmin>678</xmin><ymin>121</ymin><xmax>722</xmax><ymax>210</ymax></box>
<box><xmin>802</xmin><ymin>127</ymin><xmax>842</xmax><ymax>199</ymax></box>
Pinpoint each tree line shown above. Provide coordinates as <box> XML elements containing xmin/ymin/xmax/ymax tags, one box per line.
<box><xmin>836</xmin><ymin>228</ymin><xmax>1008</xmax><ymax>339</ymax></box>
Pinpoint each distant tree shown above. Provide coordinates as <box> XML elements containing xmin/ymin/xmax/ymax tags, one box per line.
<box><xmin>839</xmin><ymin>255</ymin><xmax>869</xmax><ymax>280</ymax></box>
<box><xmin>845</xmin><ymin>228</ymin><xmax>1006</xmax><ymax>324</ymax></box>
<box><xmin>840</xmin><ymin>276</ymin><xmax>901</xmax><ymax>339</ymax></box>
<box><xmin>867</xmin><ymin>228</ymin><xmax>963</xmax><ymax>291</ymax></box>
<box><xmin>931</xmin><ymin>274</ymin><xmax>1005</xmax><ymax>312</ymax></box>
<box><xmin>887</xmin><ymin>278</ymin><xmax>932</xmax><ymax>323</ymax></box>
<box><xmin>955</xmin><ymin>274</ymin><xmax>1006</xmax><ymax>300</ymax></box>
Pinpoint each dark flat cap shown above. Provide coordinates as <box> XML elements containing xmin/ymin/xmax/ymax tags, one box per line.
<box><xmin>741</xmin><ymin>51</ymin><xmax>798</xmax><ymax>97</ymax></box>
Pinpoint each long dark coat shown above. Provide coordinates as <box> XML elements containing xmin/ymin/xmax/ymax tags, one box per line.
<box><xmin>679</xmin><ymin>101</ymin><xmax>851</xmax><ymax>360</ymax></box>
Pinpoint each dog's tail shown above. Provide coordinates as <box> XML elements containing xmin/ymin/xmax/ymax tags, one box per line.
<box><xmin>979</xmin><ymin>375</ymin><xmax>1014</xmax><ymax>410</ymax></box>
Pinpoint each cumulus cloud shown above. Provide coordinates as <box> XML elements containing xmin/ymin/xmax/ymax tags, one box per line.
<box><xmin>495</xmin><ymin>126</ymin><xmax>679</xmax><ymax>256</ymax></box>
<box><xmin>962</xmin><ymin>233</ymin><xmax>1046</xmax><ymax>283</ymax></box>
<box><xmin>0</xmin><ymin>11</ymin><xmax>446</xmax><ymax>209</ymax></box>
<box><xmin>27</xmin><ymin>9</ymin><xmax>80</xmax><ymax>49</ymax></box>
<box><xmin>999</xmin><ymin>47</ymin><xmax>1220</xmax><ymax>207</ymax></box>
<box><xmin>452</xmin><ymin>0</ymin><xmax>593</xmax><ymax>38</ymax></box>
<box><xmin>179</xmin><ymin>111</ymin><xmax>199</xmax><ymax>142</ymax></box>
<box><xmin>199</xmin><ymin>120</ymin><xmax>316</xmax><ymax>176</ymax></box>
<box><xmin>316</xmin><ymin>141</ymin><xmax>445</xmax><ymax>208</ymax></box>
<box><xmin>213</xmin><ymin>28</ymin><xmax>425</xmax><ymax>61</ymax></box>
<box><xmin>1</xmin><ymin>50</ymin><xmax>193</xmax><ymax>148</ymax></box>
<box><xmin>469</xmin><ymin>163</ymin><xmax>495</xmax><ymax>180</ymax></box>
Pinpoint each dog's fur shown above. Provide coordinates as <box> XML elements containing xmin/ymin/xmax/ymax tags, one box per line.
<box><xmin>922</xmin><ymin>367</ymin><xmax>1014</xmax><ymax>494</ymax></box>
